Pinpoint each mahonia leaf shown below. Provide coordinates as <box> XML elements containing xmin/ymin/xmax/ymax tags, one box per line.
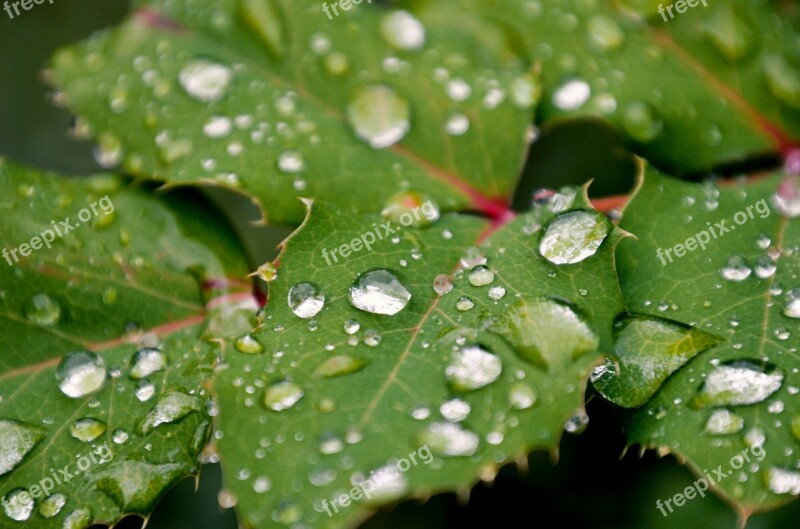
<box><xmin>48</xmin><ymin>0</ymin><xmax>538</xmax><ymax>225</ymax></box>
<box><xmin>616</xmin><ymin>166</ymin><xmax>800</xmax><ymax>517</ymax></box>
<box><xmin>212</xmin><ymin>188</ymin><xmax>627</xmax><ymax>528</ymax></box>
<box><xmin>0</xmin><ymin>159</ymin><xmax>252</xmax><ymax>527</ymax></box>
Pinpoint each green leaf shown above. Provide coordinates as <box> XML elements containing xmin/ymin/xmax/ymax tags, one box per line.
<box><xmin>0</xmin><ymin>159</ymin><xmax>252</xmax><ymax>527</ymax></box>
<box><xmin>48</xmin><ymin>0</ymin><xmax>537</xmax><ymax>225</ymax></box>
<box><xmin>616</xmin><ymin>167</ymin><xmax>800</xmax><ymax>515</ymax></box>
<box><xmin>436</xmin><ymin>0</ymin><xmax>800</xmax><ymax>172</ymax></box>
<box><xmin>212</xmin><ymin>189</ymin><xmax>626</xmax><ymax>527</ymax></box>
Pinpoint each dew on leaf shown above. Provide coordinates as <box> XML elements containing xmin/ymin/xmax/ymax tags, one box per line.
<box><xmin>129</xmin><ymin>348</ymin><xmax>167</xmax><ymax>379</ymax></box>
<box><xmin>318</xmin><ymin>432</ymin><xmax>345</xmax><ymax>455</ymax></box>
<box><xmin>313</xmin><ymin>355</ymin><xmax>367</xmax><ymax>378</ymax></box>
<box><xmin>288</xmin><ymin>282</ymin><xmax>325</xmax><ymax>319</ymax></box>
<box><xmin>380</xmin><ymin>10</ymin><xmax>425</xmax><ymax>50</ymax></box>
<box><xmin>445</xmin><ymin>345</ymin><xmax>502</xmax><ymax>392</ymax></box>
<box><xmin>552</xmin><ymin>79</ymin><xmax>590</xmax><ymax>110</ymax></box>
<box><xmin>509</xmin><ymin>382</ymin><xmax>537</xmax><ymax>410</ymax></box>
<box><xmin>138</xmin><ymin>392</ymin><xmax>203</xmax><ymax>434</ymax></box>
<box><xmin>39</xmin><ymin>493</ymin><xmax>66</xmax><ymax>518</ymax></box>
<box><xmin>622</xmin><ymin>101</ymin><xmax>662</xmax><ymax>143</ymax></box>
<box><xmin>587</xmin><ymin>14</ymin><xmax>624</xmax><ymax>51</ymax></box>
<box><xmin>419</xmin><ymin>422</ymin><xmax>479</xmax><ymax>457</ymax></box>
<box><xmin>783</xmin><ymin>288</ymin><xmax>800</xmax><ymax>319</ymax></box>
<box><xmin>264</xmin><ymin>381</ymin><xmax>304</xmax><ymax>411</ymax></box>
<box><xmin>343</xmin><ymin>318</ymin><xmax>360</xmax><ymax>335</ymax></box>
<box><xmin>539</xmin><ymin>210</ymin><xmax>610</xmax><ymax>265</ymax></box>
<box><xmin>445</xmin><ymin>113</ymin><xmax>470</xmax><ymax>135</ymax></box>
<box><xmin>381</xmin><ymin>190</ymin><xmax>439</xmax><ymax>227</ymax></box>
<box><xmin>720</xmin><ymin>256</ymin><xmax>752</xmax><ymax>281</ymax></box>
<box><xmin>134</xmin><ymin>380</ymin><xmax>156</xmax><ymax>402</ymax></box>
<box><xmin>488</xmin><ymin>286</ymin><xmax>506</xmax><ymax>301</ymax></box>
<box><xmin>179</xmin><ymin>59</ymin><xmax>232</xmax><ymax>102</ymax></box>
<box><xmin>347</xmin><ymin>85</ymin><xmax>410</xmax><ymax>148</ymax></box>
<box><xmin>203</xmin><ymin>116</ymin><xmax>232</xmax><ymax>138</ymax></box>
<box><xmin>349</xmin><ymin>269</ymin><xmax>411</xmax><ymax>315</ymax></box>
<box><xmin>456</xmin><ymin>296</ymin><xmax>475</xmax><ymax>311</ymax></box>
<box><xmin>56</xmin><ymin>351</ymin><xmax>107</xmax><ymax>398</ymax></box>
<box><xmin>764</xmin><ymin>467</ymin><xmax>800</xmax><ymax>495</ymax></box>
<box><xmin>691</xmin><ymin>361</ymin><xmax>783</xmax><ymax>408</ymax></box>
<box><xmin>440</xmin><ymin>398</ymin><xmax>470</xmax><ymax>422</ymax></box>
<box><xmin>3</xmin><ymin>488</ymin><xmax>34</xmax><ymax>521</ymax></box>
<box><xmin>433</xmin><ymin>274</ymin><xmax>454</xmax><ymax>295</ymax></box>
<box><xmin>460</xmin><ymin>246</ymin><xmax>486</xmax><ymax>268</ymax></box>
<box><xmin>278</xmin><ymin>151</ymin><xmax>305</xmax><ymax>173</ymax></box>
<box><xmin>745</xmin><ymin>427</ymin><xmax>767</xmax><ymax>449</ymax></box>
<box><xmin>234</xmin><ymin>334</ymin><xmax>264</xmax><ymax>354</ymax></box>
<box><xmin>703</xmin><ymin>409</ymin><xmax>744</xmax><ymax>435</ymax></box>
<box><xmin>364</xmin><ymin>329</ymin><xmax>382</xmax><ymax>346</ymax></box>
<box><xmin>468</xmin><ymin>265</ymin><xmax>495</xmax><ymax>286</ymax></box>
<box><xmin>0</xmin><ymin>419</ymin><xmax>45</xmax><ymax>476</ymax></box>
<box><xmin>70</xmin><ymin>417</ymin><xmax>107</xmax><ymax>443</ymax></box>
<box><xmin>445</xmin><ymin>78</ymin><xmax>471</xmax><ymax>102</ymax></box>
<box><xmin>25</xmin><ymin>293</ymin><xmax>61</xmax><ymax>326</ymax></box>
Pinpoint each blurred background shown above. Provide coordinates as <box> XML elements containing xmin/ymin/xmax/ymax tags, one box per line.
<box><xmin>1</xmin><ymin>1</ymin><xmax>797</xmax><ymax>528</ymax></box>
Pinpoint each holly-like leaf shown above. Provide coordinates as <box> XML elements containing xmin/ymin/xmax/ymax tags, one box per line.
<box><xmin>615</xmin><ymin>167</ymin><xmax>800</xmax><ymax>517</ymax></box>
<box><xmin>437</xmin><ymin>0</ymin><xmax>800</xmax><ymax>172</ymax></box>
<box><xmin>212</xmin><ymin>189</ymin><xmax>627</xmax><ymax>528</ymax></box>
<box><xmin>0</xmin><ymin>159</ymin><xmax>253</xmax><ymax>527</ymax></box>
<box><xmin>48</xmin><ymin>0</ymin><xmax>538</xmax><ymax>225</ymax></box>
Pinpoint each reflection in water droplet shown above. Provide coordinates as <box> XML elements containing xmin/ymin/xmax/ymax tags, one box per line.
<box><xmin>3</xmin><ymin>489</ymin><xmax>34</xmax><ymax>521</ymax></box>
<box><xmin>446</xmin><ymin>345</ymin><xmax>502</xmax><ymax>392</ymax></box>
<box><xmin>380</xmin><ymin>10</ymin><xmax>425</xmax><ymax>51</ymax></box>
<box><xmin>70</xmin><ymin>417</ymin><xmax>107</xmax><ymax>443</ymax></box>
<box><xmin>419</xmin><ymin>422</ymin><xmax>479</xmax><ymax>457</ymax></box>
<box><xmin>539</xmin><ymin>211</ymin><xmax>610</xmax><ymax>265</ymax></box>
<box><xmin>288</xmin><ymin>282</ymin><xmax>325</xmax><ymax>319</ymax></box>
<box><xmin>56</xmin><ymin>351</ymin><xmax>107</xmax><ymax>398</ymax></box>
<box><xmin>349</xmin><ymin>269</ymin><xmax>411</xmax><ymax>315</ymax></box>
<box><xmin>703</xmin><ymin>409</ymin><xmax>744</xmax><ymax>435</ymax></box>
<box><xmin>264</xmin><ymin>381</ymin><xmax>304</xmax><ymax>411</ymax></box>
<box><xmin>129</xmin><ymin>348</ymin><xmax>167</xmax><ymax>379</ymax></box>
<box><xmin>552</xmin><ymin>80</ymin><xmax>590</xmax><ymax>111</ymax></box>
<box><xmin>25</xmin><ymin>294</ymin><xmax>61</xmax><ymax>326</ymax></box>
<box><xmin>721</xmin><ymin>256</ymin><xmax>752</xmax><ymax>281</ymax></box>
<box><xmin>691</xmin><ymin>361</ymin><xmax>783</xmax><ymax>408</ymax></box>
<box><xmin>0</xmin><ymin>419</ymin><xmax>45</xmax><ymax>476</ymax></box>
<box><xmin>347</xmin><ymin>85</ymin><xmax>410</xmax><ymax>148</ymax></box>
<box><xmin>39</xmin><ymin>493</ymin><xmax>66</xmax><ymax>518</ymax></box>
<box><xmin>138</xmin><ymin>392</ymin><xmax>203</xmax><ymax>434</ymax></box>
<box><xmin>179</xmin><ymin>59</ymin><xmax>233</xmax><ymax>102</ymax></box>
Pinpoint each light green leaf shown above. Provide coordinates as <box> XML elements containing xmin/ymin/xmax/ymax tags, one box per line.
<box><xmin>617</xmin><ymin>167</ymin><xmax>800</xmax><ymax>515</ymax></box>
<box><xmin>0</xmin><ymin>159</ymin><xmax>252</xmax><ymax>527</ymax></box>
<box><xmin>212</xmin><ymin>189</ymin><xmax>627</xmax><ymax>528</ymax></box>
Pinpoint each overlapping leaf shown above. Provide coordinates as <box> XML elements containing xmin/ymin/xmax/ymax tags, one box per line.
<box><xmin>48</xmin><ymin>0</ymin><xmax>538</xmax><ymax>225</ymax></box>
<box><xmin>430</xmin><ymin>0</ymin><xmax>800</xmax><ymax>172</ymax></box>
<box><xmin>0</xmin><ymin>159</ymin><xmax>253</xmax><ymax>527</ymax></box>
<box><xmin>614</xmin><ymin>167</ymin><xmax>800</xmax><ymax>516</ymax></box>
<box><xmin>212</xmin><ymin>189</ymin><xmax>627</xmax><ymax>528</ymax></box>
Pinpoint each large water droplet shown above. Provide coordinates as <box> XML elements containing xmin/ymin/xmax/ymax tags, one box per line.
<box><xmin>468</xmin><ymin>265</ymin><xmax>495</xmax><ymax>286</ymax></box>
<box><xmin>380</xmin><ymin>10</ymin><xmax>425</xmax><ymax>51</ymax></box>
<box><xmin>179</xmin><ymin>59</ymin><xmax>233</xmax><ymax>102</ymax></box>
<box><xmin>288</xmin><ymin>282</ymin><xmax>325</xmax><ymax>319</ymax></box>
<box><xmin>703</xmin><ymin>409</ymin><xmax>744</xmax><ymax>435</ymax></box>
<box><xmin>764</xmin><ymin>467</ymin><xmax>800</xmax><ymax>495</ymax></box>
<box><xmin>419</xmin><ymin>422</ymin><xmax>479</xmax><ymax>457</ymax></box>
<box><xmin>509</xmin><ymin>382</ymin><xmax>537</xmax><ymax>410</ymax></box>
<box><xmin>0</xmin><ymin>419</ymin><xmax>45</xmax><ymax>476</ymax></box>
<box><xmin>313</xmin><ymin>355</ymin><xmax>367</xmax><ymax>378</ymax></box>
<box><xmin>38</xmin><ymin>493</ymin><xmax>66</xmax><ymax>518</ymax></box>
<box><xmin>721</xmin><ymin>255</ymin><xmax>752</xmax><ymax>281</ymax></box>
<box><xmin>129</xmin><ymin>348</ymin><xmax>167</xmax><ymax>379</ymax></box>
<box><xmin>138</xmin><ymin>392</ymin><xmax>203</xmax><ymax>434</ymax></box>
<box><xmin>347</xmin><ymin>85</ymin><xmax>410</xmax><ymax>148</ymax></box>
<box><xmin>3</xmin><ymin>488</ymin><xmax>34</xmax><ymax>521</ymax></box>
<box><xmin>234</xmin><ymin>334</ymin><xmax>264</xmax><ymax>354</ymax></box>
<box><xmin>70</xmin><ymin>417</ymin><xmax>107</xmax><ymax>443</ymax></box>
<box><xmin>539</xmin><ymin>210</ymin><xmax>610</xmax><ymax>265</ymax></box>
<box><xmin>440</xmin><ymin>398</ymin><xmax>471</xmax><ymax>422</ymax></box>
<box><xmin>134</xmin><ymin>380</ymin><xmax>156</xmax><ymax>402</ymax></box>
<box><xmin>349</xmin><ymin>269</ymin><xmax>411</xmax><ymax>315</ymax></box>
<box><xmin>203</xmin><ymin>115</ymin><xmax>232</xmax><ymax>138</ymax></box>
<box><xmin>25</xmin><ymin>294</ymin><xmax>61</xmax><ymax>326</ymax></box>
<box><xmin>264</xmin><ymin>381</ymin><xmax>303</xmax><ymax>411</ymax></box>
<box><xmin>433</xmin><ymin>274</ymin><xmax>454</xmax><ymax>295</ymax></box>
<box><xmin>446</xmin><ymin>344</ymin><xmax>502</xmax><ymax>392</ymax></box>
<box><xmin>691</xmin><ymin>361</ymin><xmax>783</xmax><ymax>408</ymax></box>
<box><xmin>111</xmin><ymin>429</ymin><xmax>129</xmax><ymax>444</ymax></box>
<box><xmin>56</xmin><ymin>351</ymin><xmax>107</xmax><ymax>398</ymax></box>
<box><xmin>552</xmin><ymin>80</ymin><xmax>590</xmax><ymax>111</ymax></box>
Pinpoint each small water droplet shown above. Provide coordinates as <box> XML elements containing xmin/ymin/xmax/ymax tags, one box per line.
<box><xmin>445</xmin><ymin>113</ymin><xmax>470</xmax><ymax>135</ymax></box>
<box><xmin>487</xmin><ymin>286</ymin><xmax>506</xmax><ymax>301</ymax></box>
<box><xmin>622</xmin><ymin>101</ymin><xmax>662</xmax><ymax>143</ymax></box>
<box><xmin>203</xmin><ymin>116</ymin><xmax>232</xmax><ymax>138</ymax></box>
<box><xmin>509</xmin><ymin>382</ymin><xmax>537</xmax><ymax>410</ymax></box>
<box><xmin>380</xmin><ymin>10</ymin><xmax>425</xmax><ymax>50</ymax></box>
<box><xmin>179</xmin><ymin>59</ymin><xmax>233</xmax><ymax>102</ymax></box>
<box><xmin>703</xmin><ymin>409</ymin><xmax>744</xmax><ymax>435</ymax></box>
<box><xmin>440</xmin><ymin>398</ymin><xmax>471</xmax><ymax>422</ymax></box>
<box><xmin>288</xmin><ymin>282</ymin><xmax>325</xmax><ymax>319</ymax></box>
<box><xmin>349</xmin><ymin>269</ymin><xmax>411</xmax><ymax>315</ymax></box>
<box><xmin>456</xmin><ymin>296</ymin><xmax>475</xmax><ymax>311</ymax></box>
<box><xmin>70</xmin><ymin>417</ymin><xmax>107</xmax><ymax>443</ymax></box>
<box><xmin>552</xmin><ymin>79</ymin><xmax>590</xmax><ymax>111</ymax></box>
<box><xmin>433</xmin><ymin>274</ymin><xmax>454</xmax><ymax>295</ymax></box>
<box><xmin>134</xmin><ymin>379</ymin><xmax>156</xmax><ymax>402</ymax></box>
<box><xmin>721</xmin><ymin>256</ymin><xmax>752</xmax><ymax>281</ymax></box>
<box><xmin>129</xmin><ymin>348</ymin><xmax>167</xmax><ymax>379</ymax></box>
<box><xmin>264</xmin><ymin>381</ymin><xmax>304</xmax><ymax>411</ymax></box>
<box><xmin>446</xmin><ymin>345</ymin><xmax>502</xmax><ymax>392</ymax></box>
<box><xmin>468</xmin><ymin>265</ymin><xmax>495</xmax><ymax>286</ymax></box>
<box><xmin>234</xmin><ymin>334</ymin><xmax>264</xmax><ymax>354</ymax></box>
<box><xmin>278</xmin><ymin>150</ymin><xmax>305</xmax><ymax>173</ymax></box>
<box><xmin>347</xmin><ymin>85</ymin><xmax>410</xmax><ymax>149</ymax></box>
<box><xmin>38</xmin><ymin>493</ymin><xmax>66</xmax><ymax>518</ymax></box>
<box><xmin>25</xmin><ymin>294</ymin><xmax>61</xmax><ymax>326</ymax></box>
<box><xmin>112</xmin><ymin>429</ymin><xmax>129</xmax><ymax>444</ymax></box>
<box><xmin>56</xmin><ymin>351</ymin><xmax>107</xmax><ymax>398</ymax></box>
<box><xmin>419</xmin><ymin>422</ymin><xmax>479</xmax><ymax>457</ymax></box>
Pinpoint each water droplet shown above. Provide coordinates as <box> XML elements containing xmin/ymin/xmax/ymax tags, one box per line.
<box><xmin>272</xmin><ymin>500</ymin><xmax>301</xmax><ymax>523</ymax></box>
<box><xmin>361</xmin><ymin>465</ymin><xmax>409</xmax><ymax>501</ymax></box>
<box><xmin>410</xmin><ymin>404</ymin><xmax>430</xmax><ymax>420</ymax></box>
<box><xmin>446</xmin><ymin>345</ymin><xmax>502</xmax><ymax>392</ymax></box>
<box><xmin>564</xmin><ymin>411</ymin><xmax>589</xmax><ymax>434</ymax></box>
<box><xmin>234</xmin><ymin>334</ymin><xmax>264</xmax><ymax>354</ymax></box>
<box><xmin>129</xmin><ymin>348</ymin><xmax>167</xmax><ymax>379</ymax></box>
<box><xmin>264</xmin><ymin>381</ymin><xmax>304</xmax><ymax>411</ymax></box>
<box><xmin>433</xmin><ymin>274</ymin><xmax>454</xmax><ymax>295</ymax></box>
<box><xmin>487</xmin><ymin>286</ymin><xmax>506</xmax><ymax>301</ymax></box>
<box><xmin>38</xmin><ymin>493</ymin><xmax>66</xmax><ymax>518</ymax></box>
<box><xmin>3</xmin><ymin>488</ymin><xmax>34</xmax><ymax>521</ymax></box>
<box><xmin>323</xmin><ymin>51</ymin><xmax>349</xmax><ymax>75</ymax></box>
<box><xmin>278</xmin><ymin>150</ymin><xmax>305</xmax><ymax>173</ymax></box>
<box><xmin>347</xmin><ymin>85</ymin><xmax>410</xmax><ymax>148</ymax></box>
<box><xmin>62</xmin><ymin>507</ymin><xmax>92</xmax><ymax>529</ymax></box>
<box><xmin>380</xmin><ymin>10</ymin><xmax>425</xmax><ymax>50</ymax></box>
<box><xmin>622</xmin><ymin>101</ymin><xmax>662</xmax><ymax>143</ymax></box>
<box><xmin>455</xmin><ymin>296</ymin><xmax>475</xmax><ymax>311</ymax></box>
<box><xmin>56</xmin><ymin>351</ymin><xmax>107</xmax><ymax>398</ymax></box>
<box><xmin>343</xmin><ymin>318</ymin><xmax>360</xmax><ymax>335</ymax></box>
<box><xmin>510</xmin><ymin>73</ymin><xmax>541</xmax><ymax>109</ymax></box>
<box><xmin>218</xmin><ymin>489</ymin><xmax>238</xmax><ymax>509</ymax></box>
<box><xmin>253</xmin><ymin>476</ymin><xmax>272</xmax><ymax>493</ymax></box>
<box><xmin>703</xmin><ymin>409</ymin><xmax>744</xmax><ymax>435</ymax></box>
<box><xmin>313</xmin><ymin>355</ymin><xmax>366</xmax><ymax>378</ymax></box>
<box><xmin>587</xmin><ymin>14</ymin><xmax>624</xmax><ymax>51</ymax></box>
<box><xmin>745</xmin><ymin>426</ymin><xmax>766</xmax><ymax>448</ymax></box>
<box><xmin>288</xmin><ymin>282</ymin><xmax>325</xmax><ymax>319</ymax></box>
<box><xmin>691</xmin><ymin>361</ymin><xmax>783</xmax><ymax>408</ymax></box>
<box><xmin>509</xmin><ymin>382</ymin><xmax>537</xmax><ymax>410</ymax></box>
<box><xmin>468</xmin><ymin>265</ymin><xmax>495</xmax><ymax>286</ymax></box>
<box><xmin>318</xmin><ymin>432</ymin><xmax>345</xmax><ymax>455</ymax></box>
<box><xmin>419</xmin><ymin>422</ymin><xmax>479</xmax><ymax>457</ymax></box>
<box><xmin>0</xmin><ymin>419</ymin><xmax>45</xmax><ymax>476</ymax></box>
<box><xmin>364</xmin><ymin>329</ymin><xmax>382</xmax><ymax>347</ymax></box>
<box><xmin>764</xmin><ymin>467</ymin><xmax>800</xmax><ymax>495</ymax></box>
<box><xmin>25</xmin><ymin>294</ymin><xmax>61</xmax><ymax>326</ymax></box>
<box><xmin>138</xmin><ymin>391</ymin><xmax>203</xmax><ymax>434</ymax></box>
<box><xmin>349</xmin><ymin>269</ymin><xmax>411</xmax><ymax>315</ymax></box>
<box><xmin>445</xmin><ymin>113</ymin><xmax>469</xmax><ymax>135</ymax></box>
<box><xmin>552</xmin><ymin>80</ymin><xmax>590</xmax><ymax>111</ymax></box>
<box><xmin>783</xmin><ymin>288</ymin><xmax>800</xmax><ymax>318</ymax></box>
<box><xmin>203</xmin><ymin>116</ymin><xmax>232</xmax><ymax>138</ymax></box>
<box><xmin>768</xmin><ymin>399</ymin><xmax>785</xmax><ymax>414</ymax></box>
<box><xmin>440</xmin><ymin>398</ymin><xmax>470</xmax><ymax>422</ymax></box>
<box><xmin>539</xmin><ymin>210</ymin><xmax>610</xmax><ymax>265</ymax></box>
<box><xmin>721</xmin><ymin>256</ymin><xmax>752</xmax><ymax>281</ymax></box>
<box><xmin>773</xmin><ymin>177</ymin><xmax>800</xmax><ymax>217</ymax></box>
<box><xmin>179</xmin><ymin>59</ymin><xmax>232</xmax><ymax>102</ymax></box>
<box><xmin>111</xmin><ymin>429</ymin><xmax>129</xmax><ymax>444</ymax></box>
<box><xmin>70</xmin><ymin>417</ymin><xmax>107</xmax><ymax>443</ymax></box>
<box><xmin>754</xmin><ymin>256</ymin><xmax>777</xmax><ymax>279</ymax></box>
<box><xmin>381</xmin><ymin>191</ymin><xmax>440</xmax><ymax>227</ymax></box>
<box><xmin>445</xmin><ymin>78</ymin><xmax>471</xmax><ymax>102</ymax></box>
<box><xmin>134</xmin><ymin>380</ymin><xmax>156</xmax><ymax>402</ymax></box>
